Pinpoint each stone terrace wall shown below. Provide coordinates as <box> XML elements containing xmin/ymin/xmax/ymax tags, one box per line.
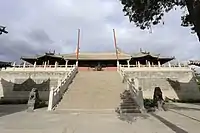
<box><xmin>0</xmin><ymin>71</ymin><xmax>68</xmax><ymax>103</ymax></box>
<box><xmin>124</xmin><ymin>70</ymin><xmax>200</xmax><ymax>100</ymax></box>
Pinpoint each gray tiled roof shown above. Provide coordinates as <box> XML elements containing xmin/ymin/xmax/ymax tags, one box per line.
<box><xmin>62</xmin><ymin>52</ymin><xmax>131</xmax><ymax>60</ymax></box>
<box><xmin>20</xmin><ymin>50</ymin><xmax>174</xmax><ymax>61</ymax></box>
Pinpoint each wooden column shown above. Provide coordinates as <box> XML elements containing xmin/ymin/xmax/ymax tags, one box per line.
<box><xmin>158</xmin><ymin>61</ymin><xmax>161</xmax><ymax>67</ymax></box>
<box><xmin>127</xmin><ymin>60</ymin><xmax>130</xmax><ymax>68</ymax></box>
<box><xmin>76</xmin><ymin>29</ymin><xmax>81</xmax><ymax>66</ymax></box>
<box><xmin>168</xmin><ymin>62</ymin><xmax>171</xmax><ymax>67</ymax></box>
<box><xmin>113</xmin><ymin>29</ymin><xmax>119</xmax><ymax>66</ymax></box>
<box><xmin>12</xmin><ymin>62</ymin><xmax>16</xmax><ymax>71</ymax></box>
<box><xmin>138</xmin><ymin>61</ymin><xmax>141</xmax><ymax>68</ymax></box>
<box><xmin>44</xmin><ymin>62</ymin><xmax>47</xmax><ymax>69</ymax></box>
<box><xmin>23</xmin><ymin>61</ymin><xmax>26</xmax><ymax>70</ymax></box>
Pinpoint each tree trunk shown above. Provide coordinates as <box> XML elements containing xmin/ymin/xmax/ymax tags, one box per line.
<box><xmin>185</xmin><ymin>0</ymin><xmax>200</xmax><ymax>42</ymax></box>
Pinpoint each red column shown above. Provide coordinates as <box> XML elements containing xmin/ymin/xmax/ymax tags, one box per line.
<box><xmin>113</xmin><ymin>29</ymin><xmax>119</xmax><ymax>61</ymax></box>
<box><xmin>76</xmin><ymin>29</ymin><xmax>81</xmax><ymax>61</ymax></box>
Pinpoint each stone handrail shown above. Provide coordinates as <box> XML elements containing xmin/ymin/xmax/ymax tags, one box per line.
<box><xmin>117</xmin><ymin>65</ymin><xmax>125</xmax><ymax>78</ymax></box>
<box><xmin>125</xmin><ymin>77</ymin><xmax>145</xmax><ymax>113</ymax></box>
<box><xmin>47</xmin><ymin>65</ymin><xmax>78</xmax><ymax>111</ymax></box>
<box><xmin>120</xmin><ymin>63</ymin><xmax>189</xmax><ymax>68</ymax></box>
<box><xmin>118</xmin><ymin>66</ymin><xmax>145</xmax><ymax>112</ymax></box>
<box><xmin>119</xmin><ymin>64</ymin><xmax>191</xmax><ymax>72</ymax></box>
<box><xmin>1</xmin><ymin>65</ymin><xmax>75</xmax><ymax>71</ymax></box>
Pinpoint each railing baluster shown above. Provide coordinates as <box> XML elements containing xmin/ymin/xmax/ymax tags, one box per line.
<box><xmin>47</xmin><ymin>65</ymin><xmax>78</xmax><ymax>111</ymax></box>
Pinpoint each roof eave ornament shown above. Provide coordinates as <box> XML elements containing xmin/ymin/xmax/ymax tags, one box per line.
<box><xmin>140</xmin><ymin>48</ymin><xmax>150</xmax><ymax>54</ymax></box>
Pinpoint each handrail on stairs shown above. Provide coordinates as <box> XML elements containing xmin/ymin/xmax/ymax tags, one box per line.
<box><xmin>48</xmin><ymin>65</ymin><xmax>78</xmax><ymax>111</ymax></box>
<box><xmin>125</xmin><ymin>77</ymin><xmax>146</xmax><ymax>113</ymax></box>
<box><xmin>119</xmin><ymin>65</ymin><xmax>145</xmax><ymax>113</ymax></box>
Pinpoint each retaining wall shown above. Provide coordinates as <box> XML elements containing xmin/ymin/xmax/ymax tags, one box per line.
<box><xmin>124</xmin><ymin>69</ymin><xmax>200</xmax><ymax>100</ymax></box>
<box><xmin>0</xmin><ymin>71</ymin><xmax>68</xmax><ymax>103</ymax></box>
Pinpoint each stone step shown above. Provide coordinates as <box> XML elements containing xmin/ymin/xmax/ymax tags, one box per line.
<box><xmin>121</xmin><ymin>97</ymin><xmax>134</xmax><ymax>100</ymax></box>
<box><xmin>121</xmin><ymin>108</ymin><xmax>141</xmax><ymax>113</ymax></box>
<box><xmin>120</xmin><ymin>105</ymin><xmax>138</xmax><ymax>109</ymax></box>
<box><xmin>122</xmin><ymin>99</ymin><xmax>135</xmax><ymax>102</ymax></box>
<box><xmin>54</xmin><ymin>109</ymin><xmax>116</xmax><ymax>114</ymax></box>
<box><xmin>56</xmin><ymin>71</ymin><xmax>124</xmax><ymax>110</ymax></box>
<box><xmin>120</xmin><ymin>102</ymin><xmax>136</xmax><ymax>105</ymax></box>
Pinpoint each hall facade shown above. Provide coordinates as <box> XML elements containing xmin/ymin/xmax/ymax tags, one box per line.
<box><xmin>21</xmin><ymin>50</ymin><xmax>175</xmax><ymax>71</ymax></box>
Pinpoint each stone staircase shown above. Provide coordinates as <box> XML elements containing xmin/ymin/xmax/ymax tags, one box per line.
<box><xmin>56</xmin><ymin>71</ymin><xmax>124</xmax><ymax>113</ymax></box>
<box><xmin>116</xmin><ymin>90</ymin><xmax>141</xmax><ymax>114</ymax></box>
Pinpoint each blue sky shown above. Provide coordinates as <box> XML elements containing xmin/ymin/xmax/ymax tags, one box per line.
<box><xmin>0</xmin><ymin>0</ymin><xmax>200</xmax><ymax>62</ymax></box>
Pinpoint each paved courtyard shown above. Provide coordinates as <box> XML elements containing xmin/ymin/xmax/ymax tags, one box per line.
<box><xmin>0</xmin><ymin>103</ymin><xmax>200</xmax><ymax>133</ymax></box>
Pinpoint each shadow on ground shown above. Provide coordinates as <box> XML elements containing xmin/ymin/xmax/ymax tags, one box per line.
<box><xmin>117</xmin><ymin>113</ymin><xmax>149</xmax><ymax>124</ymax></box>
<box><xmin>0</xmin><ymin>104</ymin><xmax>48</xmax><ymax>117</ymax></box>
<box><xmin>166</xmin><ymin>103</ymin><xmax>200</xmax><ymax>111</ymax></box>
<box><xmin>0</xmin><ymin>104</ymin><xmax>27</xmax><ymax>117</ymax></box>
<box><xmin>150</xmin><ymin>113</ymin><xmax>188</xmax><ymax>133</ymax></box>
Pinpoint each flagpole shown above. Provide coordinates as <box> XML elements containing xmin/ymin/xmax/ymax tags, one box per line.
<box><xmin>113</xmin><ymin>29</ymin><xmax>119</xmax><ymax>66</ymax></box>
<box><xmin>76</xmin><ymin>29</ymin><xmax>80</xmax><ymax>66</ymax></box>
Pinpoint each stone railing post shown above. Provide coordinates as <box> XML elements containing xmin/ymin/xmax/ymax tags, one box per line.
<box><xmin>137</xmin><ymin>87</ymin><xmax>145</xmax><ymax>113</ymax></box>
<box><xmin>178</xmin><ymin>62</ymin><xmax>181</xmax><ymax>67</ymax></box>
<box><xmin>134</xmin><ymin>78</ymin><xmax>139</xmax><ymax>89</ymax></box>
<box><xmin>48</xmin><ymin>87</ymin><xmax>54</xmax><ymax>111</ymax></box>
<box><xmin>12</xmin><ymin>62</ymin><xmax>16</xmax><ymax>71</ymax></box>
<box><xmin>127</xmin><ymin>60</ymin><xmax>130</xmax><ymax>68</ymax></box>
<box><xmin>65</xmin><ymin>60</ymin><xmax>68</xmax><ymax>70</ymax></box>
<box><xmin>54</xmin><ymin>61</ymin><xmax>57</xmax><ymax>70</ymax></box>
<box><xmin>168</xmin><ymin>62</ymin><xmax>171</xmax><ymax>67</ymax></box>
<box><xmin>44</xmin><ymin>62</ymin><xmax>47</xmax><ymax>70</ymax></box>
<box><xmin>23</xmin><ymin>61</ymin><xmax>26</xmax><ymax>70</ymax></box>
<box><xmin>33</xmin><ymin>61</ymin><xmax>36</xmax><ymax>71</ymax></box>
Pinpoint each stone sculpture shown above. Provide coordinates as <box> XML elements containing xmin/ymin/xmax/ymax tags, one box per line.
<box><xmin>95</xmin><ymin>63</ymin><xmax>102</xmax><ymax>71</ymax></box>
<box><xmin>153</xmin><ymin>87</ymin><xmax>164</xmax><ymax>111</ymax></box>
<box><xmin>27</xmin><ymin>88</ymin><xmax>40</xmax><ymax>112</ymax></box>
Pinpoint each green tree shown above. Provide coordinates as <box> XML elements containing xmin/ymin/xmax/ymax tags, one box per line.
<box><xmin>120</xmin><ymin>0</ymin><xmax>200</xmax><ymax>42</ymax></box>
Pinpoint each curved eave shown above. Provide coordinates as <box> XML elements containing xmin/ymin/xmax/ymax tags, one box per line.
<box><xmin>188</xmin><ymin>60</ymin><xmax>200</xmax><ymax>66</ymax></box>
<box><xmin>0</xmin><ymin>61</ymin><xmax>12</xmax><ymax>67</ymax></box>
<box><xmin>37</xmin><ymin>54</ymin><xmax>64</xmax><ymax>59</ymax></box>
<box><xmin>21</xmin><ymin>56</ymin><xmax>37</xmax><ymax>61</ymax></box>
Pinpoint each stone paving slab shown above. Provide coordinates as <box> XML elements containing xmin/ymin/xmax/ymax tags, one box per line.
<box><xmin>0</xmin><ymin>109</ymin><xmax>174</xmax><ymax>133</ymax></box>
<box><xmin>1</xmin><ymin>103</ymin><xmax>200</xmax><ymax>133</ymax></box>
<box><xmin>155</xmin><ymin>110</ymin><xmax>200</xmax><ymax>133</ymax></box>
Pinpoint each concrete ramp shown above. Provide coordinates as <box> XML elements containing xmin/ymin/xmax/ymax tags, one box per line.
<box><xmin>56</xmin><ymin>71</ymin><xmax>124</xmax><ymax>112</ymax></box>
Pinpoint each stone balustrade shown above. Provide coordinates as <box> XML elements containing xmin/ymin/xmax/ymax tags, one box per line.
<box><xmin>48</xmin><ymin>66</ymin><xmax>78</xmax><ymax>111</ymax></box>
<box><xmin>1</xmin><ymin>64</ymin><xmax>76</xmax><ymax>72</ymax></box>
<box><xmin>123</xmin><ymin>76</ymin><xmax>145</xmax><ymax>112</ymax></box>
<box><xmin>117</xmin><ymin>63</ymin><xmax>200</xmax><ymax>100</ymax></box>
<box><xmin>119</xmin><ymin>62</ymin><xmax>191</xmax><ymax>72</ymax></box>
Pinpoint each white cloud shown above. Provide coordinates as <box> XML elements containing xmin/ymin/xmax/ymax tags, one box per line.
<box><xmin>0</xmin><ymin>0</ymin><xmax>199</xmax><ymax>62</ymax></box>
